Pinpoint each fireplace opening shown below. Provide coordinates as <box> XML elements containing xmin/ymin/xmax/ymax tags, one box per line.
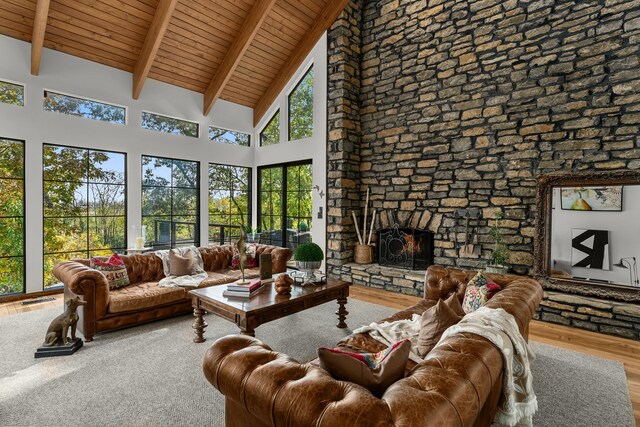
<box><xmin>378</xmin><ymin>224</ymin><xmax>434</xmax><ymax>270</ymax></box>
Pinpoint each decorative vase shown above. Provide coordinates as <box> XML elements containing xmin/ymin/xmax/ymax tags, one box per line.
<box><xmin>275</xmin><ymin>274</ymin><xmax>293</xmax><ymax>295</ymax></box>
<box><xmin>247</xmin><ymin>233</ymin><xmax>260</xmax><ymax>243</ymax></box>
<box><xmin>354</xmin><ymin>244</ymin><xmax>374</xmax><ymax>264</ymax></box>
<box><xmin>296</xmin><ymin>260</ymin><xmax>322</xmax><ymax>285</ymax></box>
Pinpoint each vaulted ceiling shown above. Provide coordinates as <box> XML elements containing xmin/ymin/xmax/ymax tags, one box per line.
<box><xmin>0</xmin><ymin>0</ymin><xmax>348</xmax><ymax>125</ymax></box>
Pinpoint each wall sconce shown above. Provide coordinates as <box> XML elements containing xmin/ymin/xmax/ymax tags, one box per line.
<box><xmin>614</xmin><ymin>257</ymin><xmax>639</xmax><ymax>286</ymax></box>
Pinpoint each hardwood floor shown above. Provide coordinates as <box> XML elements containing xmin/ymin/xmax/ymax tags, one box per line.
<box><xmin>2</xmin><ymin>285</ymin><xmax>638</xmax><ymax>424</ymax></box>
<box><xmin>0</xmin><ymin>293</ymin><xmax>63</xmax><ymax>317</ymax></box>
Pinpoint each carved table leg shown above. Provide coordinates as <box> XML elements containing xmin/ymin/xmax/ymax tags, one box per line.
<box><xmin>336</xmin><ymin>297</ymin><xmax>348</xmax><ymax>328</ymax></box>
<box><xmin>193</xmin><ymin>308</ymin><xmax>208</xmax><ymax>343</ymax></box>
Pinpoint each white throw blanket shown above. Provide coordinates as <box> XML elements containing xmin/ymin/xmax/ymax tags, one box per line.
<box><xmin>437</xmin><ymin>307</ymin><xmax>538</xmax><ymax>427</ymax></box>
<box><xmin>155</xmin><ymin>246</ymin><xmax>208</xmax><ymax>288</ymax></box>
<box><xmin>353</xmin><ymin>314</ymin><xmax>423</xmax><ymax>363</ymax></box>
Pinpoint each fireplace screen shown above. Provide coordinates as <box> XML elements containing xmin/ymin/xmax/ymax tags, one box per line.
<box><xmin>378</xmin><ymin>224</ymin><xmax>434</xmax><ymax>270</ymax></box>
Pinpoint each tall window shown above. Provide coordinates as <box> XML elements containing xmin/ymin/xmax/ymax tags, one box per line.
<box><xmin>209</xmin><ymin>127</ymin><xmax>250</xmax><ymax>147</ymax></box>
<box><xmin>43</xmin><ymin>91</ymin><xmax>126</xmax><ymax>124</ymax></box>
<box><xmin>208</xmin><ymin>164</ymin><xmax>251</xmax><ymax>245</ymax></box>
<box><xmin>288</xmin><ymin>67</ymin><xmax>313</xmax><ymax>141</ymax></box>
<box><xmin>258</xmin><ymin>162</ymin><xmax>312</xmax><ymax>251</ymax></box>
<box><xmin>0</xmin><ymin>139</ymin><xmax>24</xmax><ymax>296</ymax></box>
<box><xmin>0</xmin><ymin>80</ymin><xmax>24</xmax><ymax>107</ymax></box>
<box><xmin>43</xmin><ymin>145</ymin><xmax>127</xmax><ymax>288</ymax></box>
<box><xmin>142</xmin><ymin>156</ymin><xmax>199</xmax><ymax>249</ymax></box>
<box><xmin>260</xmin><ymin>111</ymin><xmax>280</xmax><ymax>146</ymax></box>
<box><xmin>141</xmin><ymin>111</ymin><xmax>199</xmax><ymax>138</ymax></box>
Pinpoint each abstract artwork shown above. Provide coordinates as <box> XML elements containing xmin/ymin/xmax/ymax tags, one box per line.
<box><xmin>561</xmin><ymin>186</ymin><xmax>623</xmax><ymax>211</ymax></box>
<box><xmin>571</xmin><ymin>229</ymin><xmax>610</xmax><ymax>270</ymax></box>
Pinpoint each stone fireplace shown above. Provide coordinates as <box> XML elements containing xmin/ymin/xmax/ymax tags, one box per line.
<box><xmin>378</xmin><ymin>225</ymin><xmax>434</xmax><ymax>270</ymax></box>
<box><xmin>326</xmin><ymin>0</ymin><xmax>640</xmax><ymax>338</ymax></box>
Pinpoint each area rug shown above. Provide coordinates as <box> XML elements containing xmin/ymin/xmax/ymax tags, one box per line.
<box><xmin>0</xmin><ymin>301</ymin><xmax>634</xmax><ymax>426</ymax></box>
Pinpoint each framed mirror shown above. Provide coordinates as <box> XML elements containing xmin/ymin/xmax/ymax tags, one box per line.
<box><xmin>535</xmin><ymin>170</ymin><xmax>640</xmax><ymax>302</ymax></box>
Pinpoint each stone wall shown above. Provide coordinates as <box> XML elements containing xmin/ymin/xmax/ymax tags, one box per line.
<box><xmin>536</xmin><ymin>291</ymin><xmax>640</xmax><ymax>339</ymax></box>
<box><xmin>326</xmin><ymin>0</ymin><xmax>364</xmax><ymax>276</ymax></box>
<box><xmin>326</xmin><ymin>0</ymin><xmax>640</xmax><ymax>339</ymax></box>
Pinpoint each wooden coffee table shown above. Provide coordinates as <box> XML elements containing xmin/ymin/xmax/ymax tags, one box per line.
<box><xmin>189</xmin><ymin>278</ymin><xmax>350</xmax><ymax>343</ymax></box>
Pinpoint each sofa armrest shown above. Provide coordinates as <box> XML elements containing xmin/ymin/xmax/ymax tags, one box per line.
<box><xmin>203</xmin><ymin>335</ymin><xmax>395</xmax><ymax>427</ymax></box>
<box><xmin>53</xmin><ymin>261</ymin><xmax>110</xmax><ymax>323</ymax></box>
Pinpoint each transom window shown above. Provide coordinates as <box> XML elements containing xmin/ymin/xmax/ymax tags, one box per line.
<box><xmin>208</xmin><ymin>164</ymin><xmax>251</xmax><ymax>245</ymax></box>
<box><xmin>209</xmin><ymin>126</ymin><xmax>250</xmax><ymax>147</ymax></box>
<box><xmin>43</xmin><ymin>91</ymin><xmax>126</xmax><ymax>124</ymax></box>
<box><xmin>0</xmin><ymin>138</ymin><xmax>24</xmax><ymax>296</ymax></box>
<box><xmin>43</xmin><ymin>145</ymin><xmax>127</xmax><ymax>288</ymax></box>
<box><xmin>258</xmin><ymin>161</ymin><xmax>312</xmax><ymax>252</ymax></box>
<box><xmin>288</xmin><ymin>66</ymin><xmax>313</xmax><ymax>141</ymax></box>
<box><xmin>142</xmin><ymin>156</ymin><xmax>200</xmax><ymax>249</ymax></box>
<box><xmin>260</xmin><ymin>110</ymin><xmax>280</xmax><ymax>147</ymax></box>
<box><xmin>0</xmin><ymin>80</ymin><xmax>24</xmax><ymax>107</ymax></box>
<box><xmin>141</xmin><ymin>111</ymin><xmax>199</xmax><ymax>138</ymax></box>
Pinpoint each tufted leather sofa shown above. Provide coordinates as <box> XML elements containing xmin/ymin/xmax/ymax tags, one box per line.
<box><xmin>202</xmin><ymin>265</ymin><xmax>543</xmax><ymax>427</ymax></box>
<box><xmin>53</xmin><ymin>245</ymin><xmax>291</xmax><ymax>342</ymax></box>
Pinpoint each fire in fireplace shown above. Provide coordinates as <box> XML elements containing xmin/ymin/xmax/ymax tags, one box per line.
<box><xmin>378</xmin><ymin>224</ymin><xmax>434</xmax><ymax>270</ymax></box>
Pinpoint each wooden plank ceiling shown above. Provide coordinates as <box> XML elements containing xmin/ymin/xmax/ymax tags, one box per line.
<box><xmin>0</xmin><ymin>0</ymin><xmax>348</xmax><ymax>125</ymax></box>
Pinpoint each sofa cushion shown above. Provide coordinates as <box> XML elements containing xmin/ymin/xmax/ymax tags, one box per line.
<box><xmin>169</xmin><ymin>249</ymin><xmax>195</xmax><ymax>276</ymax></box>
<box><xmin>197</xmin><ymin>268</ymin><xmax>261</xmax><ymax>288</ymax></box>
<box><xmin>108</xmin><ymin>282</ymin><xmax>186</xmax><ymax>313</ymax></box>
<box><xmin>90</xmin><ymin>253</ymin><xmax>129</xmax><ymax>290</ymax></box>
<box><xmin>462</xmin><ymin>271</ymin><xmax>502</xmax><ymax>313</ymax></box>
<box><xmin>417</xmin><ymin>298</ymin><xmax>463</xmax><ymax>357</ymax></box>
<box><xmin>318</xmin><ymin>339</ymin><xmax>411</xmax><ymax>397</ymax></box>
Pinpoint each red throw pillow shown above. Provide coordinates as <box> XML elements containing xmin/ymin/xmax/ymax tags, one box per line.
<box><xmin>318</xmin><ymin>340</ymin><xmax>411</xmax><ymax>397</ymax></box>
<box><xmin>90</xmin><ymin>253</ymin><xmax>129</xmax><ymax>290</ymax></box>
<box><xmin>231</xmin><ymin>244</ymin><xmax>259</xmax><ymax>269</ymax></box>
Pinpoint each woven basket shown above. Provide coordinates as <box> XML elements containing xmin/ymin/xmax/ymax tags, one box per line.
<box><xmin>354</xmin><ymin>244</ymin><xmax>374</xmax><ymax>264</ymax></box>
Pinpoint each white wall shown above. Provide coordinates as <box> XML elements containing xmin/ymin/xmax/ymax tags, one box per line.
<box><xmin>551</xmin><ymin>186</ymin><xmax>640</xmax><ymax>285</ymax></box>
<box><xmin>253</xmin><ymin>34</ymin><xmax>328</xmax><ymax>265</ymax></box>
<box><xmin>0</xmin><ymin>33</ymin><xmax>328</xmax><ymax>296</ymax></box>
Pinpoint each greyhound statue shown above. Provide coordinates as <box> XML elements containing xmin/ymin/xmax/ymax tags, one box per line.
<box><xmin>43</xmin><ymin>296</ymin><xmax>86</xmax><ymax>346</ymax></box>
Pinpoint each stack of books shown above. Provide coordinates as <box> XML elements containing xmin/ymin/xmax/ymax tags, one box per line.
<box><xmin>223</xmin><ymin>279</ymin><xmax>263</xmax><ymax>298</ymax></box>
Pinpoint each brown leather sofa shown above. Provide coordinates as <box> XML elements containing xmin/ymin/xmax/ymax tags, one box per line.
<box><xmin>53</xmin><ymin>245</ymin><xmax>292</xmax><ymax>342</ymax></box>
<box><xmin>202</xmin><ymin>265</ymin><xmax>543</xmax><ymax>427</ymax></box>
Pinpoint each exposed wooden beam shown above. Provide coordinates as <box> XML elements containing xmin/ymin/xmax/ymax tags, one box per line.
<box><xmin>253</xmin><ymin>0</ymin><xmax>350</xmax><ymax>127</ymax></box>
<box><xmin>30</xmin><ymin>0</ymin><xmax>51</xmax><ymax>75</ymax></box>
<box><xmin>132</xmin><ymin>0</ymin><xmax>178</xmax><ymax>99</ymax></box>
<box><xmin>203</xmin><ymin>0</ymin><xmax>277</xmax><ymax>116</ymax></box>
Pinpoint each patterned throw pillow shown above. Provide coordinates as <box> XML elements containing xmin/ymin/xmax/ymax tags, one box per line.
<box><xmin>231</xmin><ymin>243</ymin><xmax>259</xmax><ymax>269</ymax></box>
<box><xmin>318</xmin><ymin>340</ymin><xmax>411</xmax><ymax>397</ymax></box>
<box><xmin>90</xmin><ymin>253</ymin><xmax>130</xmax><ymax>290</ymax></box>
<box><xmin>462</xmin><ymin>271</ymin><xmax>501</xmax><ymax>314</ymax></box>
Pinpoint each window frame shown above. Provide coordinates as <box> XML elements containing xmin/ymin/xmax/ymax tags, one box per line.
<box><xmin>141</xmin><ymin>110</ymin><xmax>200</xmax><ymax>138</ymax></box>
<box><xmin>0</xmin><ymin>137</ymin><xmax>26</xmax><ymax>298</ymax></box>
<box><xmin>257</xmin><ymin>159</ymin><xmax>312</xmax><ymax>250</ymax></box>
<box><xmin>0</xmin><ymin>78</ymin><xmax>26</xmax><ymax>107</ymax></box>
<box><xmin>287</xmin><ymin>65</ymin><xmax>314</xmax><ymax>142</ymax></box>
<box><xmin>42</xmin><ymin>89</ymin><xmax>127</xmax><ymax>125</ymax></box>
<box><xmin>42</xmin><ymin>143</ymin><xmax>128</xmax><ymax>290</ymax></box>
<box><xmin>208</xmin><ymin>126</ymin><xmax>251</xmax><ymax>147</ymax></box>
<box><xmin>259</xmin><ymin>110</ymin><xmax>280</xmax><ymax>147</ymax></box>
<box><xmin>208</xmin><ymin>163</ymin><xmax>252</xmax><ymax>245</ymax></box>
<box><xmin>141</xmin><ymin>155</ymin><xmax>201</xmax><ymax>250</ymax></box>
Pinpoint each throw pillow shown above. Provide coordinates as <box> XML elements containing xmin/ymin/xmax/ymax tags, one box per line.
<box><xmin>461</xmin><ymin>271</ymin><xmax>502</xmax><ymax>314</ymax></box>
<box><xmin>90</xmin><ymin>253</ymin><xmax>129</xmax><ymax>290</ymax></box>
<box><xmin>445</xmin><ymin>293</ymin><xmax>466</xmax><ymax>318</ymax></box>
<box><xmin>169</xmin><ymin>249</ymin><xmax>195</xmax><ymax>276</ymax></box>
<box><xmin>318</xmin><ymin>339</ymin><xmax>411</xmax><ymax>397</ymax></box>
<box><xmin>417</xmin><ymin>299</ymin><xmax>462</xmax><ymax>357</ymax></box>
